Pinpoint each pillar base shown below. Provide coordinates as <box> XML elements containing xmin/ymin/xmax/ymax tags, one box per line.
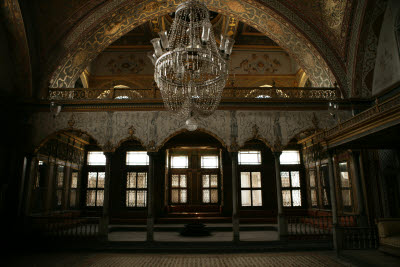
<box><xmin>277</xmin><ymin>213</ymin><xmax>287</xmax><ymax>238</ymax></box>
<box><xmin>147</xmin><ymin>217</ymin><xmax>154</xmax><ymax>242</ymax></box>
<box><xmin>232</xmin><ymin>214</ymin><xmax>240</xmax><ymax>243</ymax></box>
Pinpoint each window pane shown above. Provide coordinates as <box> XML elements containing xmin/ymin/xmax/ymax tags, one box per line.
<box><xmin>203</xmin><ymin>189</ymin><xmax>210</xmax><ymax>203</ymax></box>
<box><xmin>137</xmin><ymin>172</ymin><xmax>147</xmax><ymax>188</ymax></box>
<box><xmin>280</xmin><ymin>150</ymin><xmax>300</xmax><ymax>165</ymax></box>
<box><xmin>201</xmin><ymin>156</ymin><xmax>219</xmax><ymax>168</ymax></box>
<box><xmin>171</xmin><ymin>156</ymin><xmax>188</xmax><ymax>168</ymax></box>
<box><xmin>280</xmin><ymin>172</ymin><xmax>290</xmax><ymax>187</ymax></box>
<box><xmin>241</xmin><ymin>172</ymin><xmax>251</xmax><ymax>188</ymax></box>
<box><xmin>292</xmin><ymin>189</ymin><xmax>301</xmax><ymax>206</ymax></box>
<box><xmin>282</xmin><ymin>190</ymin><xmax>292</xmax><ymax>207</ymax></box>
<box><xmin>96</xmin><ymin>191</ymin><xmax>104</xmax><ymax>206</ymax></box>
<box><xmin>241</xmin><ymin>190</ymin><xmax>251</xmax><ymax>206</ymax></box>
<box><xmin>291</xmin><ymin>171</ymin><xmax>300</xmax><ymax>187</ymax></box>
<box><xmin>323</xmin><ymin>189</ymin><xmax>330</xmax><ymax>206</ymax></box>
<box><xmin>180</xmin><ymin>175</ymin><xmax>187</xmax><ymax>187</ymax></box>
<box><xmin>70</xmin><ymin>190</ymin><xmax>76</xmax><ymax>207</ymax></box>
<box><xmin>311</xmin><ymin>189</ymin><xmax>317</xmax><ymax>207</ymax></box>
<box><xmin>172</xmin><ymin>175</ymin><xmax>179</xmax><ymax>187</ymax></box>
<box><xmin>71</xmin><ymin>172</ymin><xmax>78</xmax><ymax>188</ymax></box>
<box><xmin>86</xmin><ymin>190</ymin><xmax>96</xmax><ymax>206</ymax></box>
<box><xmin>251</xmin><ymin>172</ymin><xmax>261</xmax><ymax>188</ymax></box>
<box><xmin>56</xmin><ymin>190</ymin><xmax>62</xmax><ymax>206</ymax></box>
<box><xmin>88</xmin><ymin>172</ymin><xmax>97</xmax><ymax>188</ymax></box>
<box><xmin>202</xmin><ymin>175</ymin><xmax>210</xmax><ymax>187</ymax></box>
<box><xmin>252</xmin><ymin>190</ymin><xmax>262</xmax><ymax>206</ymax></box>
<box><xmin>339</xmin><ymin>162</ymin><xmax>349</xmax><ymax>187</ymax></box>
<box><xmin>180</xmin><ymin>189</ymin><xmax>187</xmax><ymax>203</ymax></box>
<box><xmin>171</xmin><ymin>189</ymin><xmax>179</xmax><ymax>203</ymax></box>
<box><xmin>97</xmin><ymin>172</ymin><xmax>105</xmax><ymax>188</ymax></box>
<box><xmin>342</xmin><ymin>189</ymin><xmax>352</xmax><ymax>206</ymax></box>
<box><xmin>126</xmin><ymin>190</ymin><xmax>136</xmax><ymax>207</ymax></box>
<box><xmin>57</xmin><ymin>166</ymin><xmax>64</xmax><ymax>188</ymax></box>
<box><xmin>127</xmin><ymin>172</ymin><xmax>137</xmax><ymax>188</ymax></box>
<box><xmin>136</xmin><ymin>190</ymin><xmax>147</xmax><ymax>207</ymax></box>
<box><xmin>211</xmin><ymin>189</ymin><xmax>218</xmax><ymax>203</ymax></box>
<box><xmin>309</xmin><ymin>170</ymin><xmax>315</xmax><ymax>187</ymax></box>
<box><xmin>210</xmin><ymin>175</ymin><xmax>218</xmax><ymax>187</ymax></box>
<box><xmin>126</xmin><ymin>151</ymin><xmax>149</xmax><ymax>165</ymax></box>
<box><xmin>87</xmin><ymin>152</ymin><xmax>106</xmax><ymax>166</ymax></box>
<box><xmin>238</xmin><ymin>151</ymin><xmax>261</xmax><ymax>165</ymax></box>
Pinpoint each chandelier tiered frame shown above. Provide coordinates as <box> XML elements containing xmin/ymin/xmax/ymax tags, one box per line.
<box><xmin>150</xmin><ymin>0</ymin><xmax>234</xmax><ymax>121</ymax></box>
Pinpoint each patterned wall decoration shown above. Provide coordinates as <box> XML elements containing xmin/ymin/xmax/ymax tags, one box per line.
<box><xmin>283</xmin><ymin>0</ymin><xmax>354</xmax><ymax>60</ymax></box>
<box><xmin>30</xmin><ymin>110</ymin><xmax>352</xmax><ymax>153</ymax></box>
<box><xmin>0</xmin><ymin>0</ymin><xmax>32</xmax><ymax>96</ymax></box>
<box><xmin>353</xmin><ymin>0</ymin><xmax>388</xmax><ymax>97</ymax></box>
<box><xmin>48</xmin><ymin>0</ymin><xmax>340</xmax><ymax>94</ymax></box>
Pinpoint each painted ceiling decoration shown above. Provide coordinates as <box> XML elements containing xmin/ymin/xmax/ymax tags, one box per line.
<box><xmin>30</xmin><ymin>0</ymin><xmax>381</xmax><ymax>99</ymax></box>
<box><xmin>47</xmin><ymin>0</ymin><xmax>345</xmax><ymax>96</ymax></box>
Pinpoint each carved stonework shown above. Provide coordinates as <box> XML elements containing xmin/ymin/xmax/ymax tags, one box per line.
<box><xmin>68</xmin><ymin>114</ymin><xmax>75</xmax><ymax>128</ymax></box>
<box><xmin>30</xmin><ymin>110</ymin><xmax>352</xmax><ymax>153</ymax></box>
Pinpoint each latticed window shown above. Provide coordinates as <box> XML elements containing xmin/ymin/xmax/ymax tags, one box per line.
<box><xmin>320</xmin><ymin>164</ymin><xmax>331</xmax><ymax>208</ymax></box>
<box><xmin>56</xmin><ymin>165</ymin><xmax>64</xmax><ymax>207</ymax></box>
<box><xmin>70</xmin><ymin>171</ymin><xmax>78</xmax><ymax>208</ymax></box>
<box><xmin>171</xmin><ymin>174</ymin><xmax>187</xmax><ymax>204</ymax></box>
<box><xmin>125</xmin><ymin>151</ymin><xmax>149</xmax><ymax>208</ymax></box>
<box><xmin>202</xmin><ymin>174</ymin><xmax>218</xmax><ymax>203</ymax></box>
<box><xmin>281</xmin><ymin>171</ymin><xmax>301</xmax><ymax>207</ymax></box>
<box><xmin>238</xmin><ymin>151</ymin><xmax>261</xmax><ymax>165</ymax></box>
<box><xmin>240</xmin><ymin>172</ymin><xmax>262</xmax><ymax>207</ymax></box>
<box><xmin>339</xmin><ymin>162</ymin><xmax>352</xmax><ymax>209</ymax></box>
<box><xmin>126</xmin><ymin>172</ymin><xmax>147</xmax><ymax>207</ymax></box>
<box><xmin>280</xmin><ymin>150</ymin><xmax>302</xmax><ymax>207</ymax></box>
<box><xmin>86</xmin><ymin>172</ymin><xmax>105</xmax><ymax>207</ymax></box>
<box><xmin>308</xmin><ymin>169</ymin><xmax>318</xmax><ymax>207</ymax></box>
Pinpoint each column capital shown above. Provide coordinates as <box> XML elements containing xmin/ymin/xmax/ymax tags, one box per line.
<box><xmin>147</xmin><ymin>151</ymin><xmax>160</xmax><ymax>157</ymax></box>
<box><xmin>103</xmin><ymin>151</ymin><xmax>113</xmax><ymax>159</ymax></box>
<box><xmin>272</xmin><ymin>151</ymin><xmax>282</xmax><ymax>158</ymax></box>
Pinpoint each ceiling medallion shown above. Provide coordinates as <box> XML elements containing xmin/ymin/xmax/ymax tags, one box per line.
<box><xmin>150</xmin><ymin>0</ymin><xmax>234</xmax><ymax>131</ymax></box>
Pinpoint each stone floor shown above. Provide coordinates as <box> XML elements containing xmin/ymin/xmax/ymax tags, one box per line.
<box><xmin>4</xmin><ymin>251</ymin><xmax>350</xmax><ymax>267</ymax></box>
<box><xmin>5</xmin><ymin>249</ymin><xmax>400</xmax><ymax>266</ymax></box>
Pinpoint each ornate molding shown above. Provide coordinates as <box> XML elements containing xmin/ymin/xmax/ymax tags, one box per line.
<box><xmin>48</xmin><ymin>0</ymin><xmax>338</xmax><ymax>94</ymax></box>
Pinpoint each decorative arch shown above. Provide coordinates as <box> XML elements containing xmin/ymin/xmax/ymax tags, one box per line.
<box><xmin>33</xmin><ymin>128</ymin><xmax>101</xmax><ymax>154</ymax></box>
<box><xmin>114</xmin><ymin>135</ymin><xmax>147</xmax><ymax>152</ymax></box>
<box><xmin>241</xmin><ymin>137</ymin><xmax>274</xmax><ymax>152</ymax></box>
<box><xmin>158</xmin><ymin>128</ymin><xmax>228</xmax><ymax>150</ymax></box>
<box><xmin>48</xmin><ymin>0</ymin><xmax>343</xmax><ymax>95</ymax></box>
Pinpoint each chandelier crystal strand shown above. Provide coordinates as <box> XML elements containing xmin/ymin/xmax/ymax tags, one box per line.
<box><xmin>152</xmin><ymin>0</ymin><xmax>233</xmax><ymax>129</ymax></box>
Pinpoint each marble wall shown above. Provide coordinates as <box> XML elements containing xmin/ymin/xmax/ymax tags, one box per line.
<box><xmin>372</xmin><ymin>0</ymin><xmax>400</xmax><ymax>95</ymax></box>
<box><xmin>30</xmin><ymin>110</ymin><xmax>352</xmax><ymax>152</ymax></box>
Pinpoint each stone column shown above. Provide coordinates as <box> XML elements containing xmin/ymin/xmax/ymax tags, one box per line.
<box><xmin>351</xmin><ymin>150</ymin><xmax>368</xmax><ymax>227</ymax></box>
<box><xmin>230</xmin><ymin>151</ymin><xmax>240</xmax><ymax>243</ymax></box>
<box><xmin>273</xmin><ymin>152</ymin><xmax>287</xmax><ymax>238</ymax></box>
<box><xmin>327</xmin><ymin>150</ymin><xmax>340</xmax><ymax>251</ymax></box>
<box><xmin>100</xmin><ymin>151</ymin><xmax>113</xmax><ymax>238</ymax></box>
<box><xmin>23</xmin><ymin>154</ymin><xmax>37</xmax><ymax>216</ymax></box>
<box><xmin>45</xmin><ymin>162</ymin><xmax>56</xmax><ymax>212</ymax></box>
<box><xmin>18</xmin><ymin>154</ymin><xmax>32</xmax><ymax>216</ymax></box>
<box><xmin>147</xmin><ymin>152</ymin><xmax>158</xmax><ymax>242</ymax></box>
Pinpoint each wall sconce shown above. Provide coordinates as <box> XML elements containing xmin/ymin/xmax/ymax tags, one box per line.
<box><xmin>328</xmin><ymin>101</ymin><xmax>338</xmax><ymax>119</ymax></box>
<box><xmin>50</xmin><ymin>102</ymin><xmax>62</xmax><ymax>118</ymax></box>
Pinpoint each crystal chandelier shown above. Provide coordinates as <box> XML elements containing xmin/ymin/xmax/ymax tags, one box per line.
<box><xmin>149</xmin><ymin>0</ymin><xmax>234</xmax><ymax>130</ymax></box>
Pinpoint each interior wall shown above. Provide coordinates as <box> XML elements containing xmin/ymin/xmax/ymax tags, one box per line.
<box><xmin>372</xmin><ymin>0</ymin><xmax>400</xmax><ymax>95</ymax></box>
<box><xmin>0</xmin><ymin>21</ymin><xmax>15</xmax><ymax>95</ymax></box>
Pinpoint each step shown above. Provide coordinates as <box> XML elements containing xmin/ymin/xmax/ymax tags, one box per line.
<box><xmin>109</xmin><ymin>224</ymin><xmax>278</xmax><ymax>232</ymax></box>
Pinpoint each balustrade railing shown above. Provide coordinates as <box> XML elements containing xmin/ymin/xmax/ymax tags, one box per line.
<box><xmin>47</xmin><ymin>87</ymin><xmax>338</xmax><ymax>101</ymax></box>
<box><xmin>287</xmin><ymin>215</ymin><xmax>333</xmax><ymax>240</ymax></box>
<box><xmin>30</xmin><ymin>214</ymin><xmax>100</xmax><ymax>240</ymax></box>
<box><xmin>341</xmin><ymin>227</ymin><xmax>379</xmax><ymax>249</ymax></box>
<box><xmin>313</xmin><ymin>93</ymin><xmax>400</xmax><ymax>142</ymax></box>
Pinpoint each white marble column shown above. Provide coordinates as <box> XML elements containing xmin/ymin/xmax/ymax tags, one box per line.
<box><xmin>230</xmin><ymin>151</ymin><xmax>240</xmax><ymax>243</ymax></box>
<box><xmin>273</xmin><ymin>151</ymin><xmax>287</xmax><ymax>238</ymax></box>
<box><xmin>327</xmin><ymin>150</ymin><xmax>340</xmax><ymax>251</ymax></box>
<box><xmin>351</xmin><ymin>150</ymin><xmax>368</xmax><ymax>227</ymax></box>
<box><xmin>100</xmin><ymin>151</ymin><xmax>113</xmax><ymax>238</ymax></box>
<box><xmin>147</xmin><ymin>151</ymin><xmax>158</xmax><ymax>242</ymax></box>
